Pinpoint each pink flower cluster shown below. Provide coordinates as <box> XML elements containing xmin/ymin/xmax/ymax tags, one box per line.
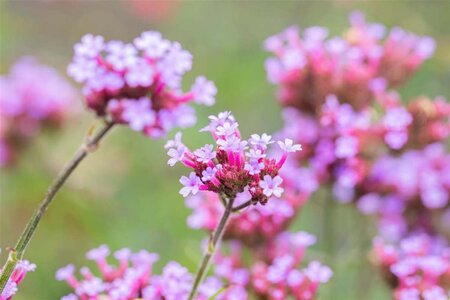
<box><xmin>186</xmin><ymin>190</ymin><xmax>308</xmax><ymax>245</ymax></box>
<box><xmin>0</xmin><ymin>57</ymin><xmax>77</xmax><ymax>167</ymax></box>
<box><xmin>267</xmin><ymin>14</ymin><xmax>450</xmax><ymax>237</ymax></box>
<box><xmin>166</xmin><ymin>112</ymin><xmax>302</xmax><ymax>204</ymax></box>
<box><xmin>214</xmin><ymin>231</ymin><xmax>332</xmax><ymax>300</ymax></box>
<box><xmin>164</xmin><ymin>112</ymin><xmax>331</xmax><ymax>298</ymax></box>
<box><xmin>359</xmin><ymin>143</ymin><xmax>450</xmax><ymax>240</ymax></box>
<box><xmin>56</xmin><ymin>245</ymin><xmax>245</xmax><ymax>300</ymax></box>
<box><xmin>373</xmin><ymin>234</ymin><xmax>450</xmax><ymax>300</ymax></box>
<box><xmin>265</xmin><ymin>11</ymin><xmax>449</xmax><ymax>298</ymax></box>
<box><xmin>264</xmin><ymin>11</ymin><xmax>435</xmax><ymax>112</ymax></box>
<box><xmin>0</xmin><ymin>256</ymin><xmax>36</xmax><ymax>300</ymax></box>
<box><xmin>68</xmin><ymin>32</ymin><xmax>216</xmax><ymax>138</ymax></box>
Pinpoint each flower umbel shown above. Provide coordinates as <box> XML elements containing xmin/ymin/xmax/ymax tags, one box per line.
<box><xmin>68</xmin><ymin>32</ymin><xmax>217</xmax><ymax>138</ymax></box>
<box><xmin>0</xmin><ymin>57</ymin><xmax>77</xmax><ymax>167</ymax></box>
<box><xmin>56</xmin><ymin>245</ymin><xmax>228</xmax><ymax>300</ymax></box>
<box><xmin>167</xmin><ymin>111</ymin><xmax>301</xmax><ymax>205</ymax></box>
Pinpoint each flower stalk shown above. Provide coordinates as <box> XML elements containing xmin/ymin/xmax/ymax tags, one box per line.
<box><xmin>0</xmin><ymin>120</ymin><xmax>114</xmax><ymax>292</ymax></box>
<box><xmin>188</xmin><ymin>195</ymin><xmax>235</xmax><ymax>300</ymax></box>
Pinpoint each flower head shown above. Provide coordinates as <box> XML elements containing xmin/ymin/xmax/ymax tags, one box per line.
<box><xmin>56</xmin><ymin>246</ymin><xmax>226</xmax><ymax>300</ymax></box>
<box><xmin>0</xmin><ymin>57</ymin><xmax>77</xmax><ymax>167</ymax></box>
<box><xmin>167</xmin><ymin>112</ymin><xmax>300</xmax><ymax>205</ymax></box>
<box><xmin>68</xmin><ymin>31</ymin><xmax>216</xmax><ymax>138</ymax></box>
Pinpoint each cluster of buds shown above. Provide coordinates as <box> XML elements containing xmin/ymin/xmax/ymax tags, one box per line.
<box><xmin>68</xmin><ymin>31</ymin><xmax>217</xmax><ymax>138</ymax></box>
<box><xmin>56</xmin><ymin>245</ymin><xmax>229</xmax><ymax>300</ymax></box>
<box><xmin>403</xmin><ymin>96</ymin><xmax>450</xmax><ymax>148</ymax></box>
<box><xmin>0</xmin><ymin>255</ymin><xmax>36</xmax><ymax>300</ymax></box>
<box><xmin>213</xmin><ymin>231</ymin><xmax>332</xmax><ymax>300</ymax></box>
<box><xmin>373</xmin><ymin>90</ymin><xmax>450</xmax><ymax>150</ymax></box>
<box><xmin>0</xmin><ymin>57</ymin><xmax>77</xmax><ymax>167</ymax></box>
<box><xmin>264</xmin><ymin>11</ymin><xmax>435</xmax><ymax>113</ymax></box>
<box><xmin>373</xmin><ymin>234</ymin><xmax>450</xmax><ymax>300</ymax></box>
<box><xmin>166</xmin><ymin>111</ymin><xmax>302</xmax><ymax>205</ymax></box>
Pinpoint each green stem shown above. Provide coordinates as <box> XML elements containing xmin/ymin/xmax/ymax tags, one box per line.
<box><xmin>188</xmin><ymin>195</ymin><xmax>235</xmax><ymax>300</ymax></box>
<box><xmin>0</xmin><ymin>121</ymin><xmax>114</xmax><ymax>292</ymax></box>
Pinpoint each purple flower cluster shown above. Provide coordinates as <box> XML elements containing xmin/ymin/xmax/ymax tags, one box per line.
<box><xmin>186</xmin><ymin>190</ymin><xmax>308</xmax><ymax>246</ymax></box>
<box><xmin>0</xmin><ymin>57</ymin><xmax>77</xmax><ymax>167</ymax></box>
<box><xmin>68</xmin><ymin>32</ymin><xmax>216</xmax><ymax>138</ymax></box>
<box><xmin>265</xmin><ymin>11</ymin><xmax>450</xmax><ymax>298</ymax></box>
<box><xmin>213</xmin><ymin>231</ymin><xmax>332</xmax><ymax>300</ymax></box>
<box><xmin>162</xmin><ymin>111</ymin><xmax>333</xmax><ymax>299</ymax></box>
<box><xmin>5</xmin><ymin>9</ymin><xmax>447</xmax><ymax>300</ymax></box>
<box><xmin>0</xmin><ymin>256</ymin><xmax>36</xmax><ymax>300</ymax></box>
<box><xmin>373</xmin><ymin>234</ymin><xmax>450</xmax><ymax>300</ymax></box>
<box><xmin>360</xmin><ymin>144</ymin><xmax>450</xmax><ymax>240</ymax></box>
<box><xmin>264</xmin><ymin>11</ymin><xmax>435</xmax><ymax>112</ymax></box>
<box><xmin>166</xmin><ymin>112</ymin><xmax>301</xmax><ymax>204</ymax></box>
<box><xmin>56</xmin><ymin>245</ymin><xmax>247</xmax><ymax>300</ymax></box>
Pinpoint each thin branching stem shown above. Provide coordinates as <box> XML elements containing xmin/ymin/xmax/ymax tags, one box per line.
<box><xmin>188</xmin><ymin>195</ymin><xmax>235</xmax><ymax>300</ymax></box>
<box><xmin>231</xmin><ymin>200</ymin><xmax>252</xmax><ymax>212</ymax></box>
<box><xmin>0</xmin><ymin>120</ymin><xmax>114</xmax><ymax>292</ymax></box>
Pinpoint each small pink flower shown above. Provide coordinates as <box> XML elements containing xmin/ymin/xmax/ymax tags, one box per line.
<box><xmin>122</xmin><ymin>98</ymin><xmax>156</xmax><ymax>131</ymax></box>
<box><xmin>245</xmin><ymin>159</ymin><xmax>265</xmax><ymax>175</ymax></box>
<box><xmin>249</xmin><ymin>133</ymin><xmax>274</xmax><ymax>149</ymax></box>
<box><xmin>304</xmin><ymin>261</ymin><xmax>333</xmax><ymax>283</ymax></box>
<box><xmin>216</xmin><ymin>121</ymin><xmax>239</xmax><ymax>137</ymax></box>
<box><xmin>56</xmin><ymin>265</ymin><xmax>75</xmax><ymax>281</ymax></box>
<box><xmin>201</xmin><ymin>167</ymin><xmax>218</xmax><ymax>182</ymax></box>
<box><xmin>194</xmin><ymin>145</ymin><xmax>216</xmax><ymax>163</ymax></box>
<box><xmin>167</xmin><ymin>146</ymin><xmax>186</xmax><ymax>167</ymax></box>
<box><xmin>277</xmin><ymin>139</ymin><xmax>302</xmax><ymax>153</ymax></box>
<box><xmin>191</xmin><ymin>76</ymin><xmax>217</xmax><ymax>106</ymax></box>
<box><xmin>259</xmin><ymin>175</ymin><xmax>284</xmax><ymax>198</ymax></box>
<box><xmin>164</xmin><ymin>132</ymin><xmax>183</xmax><ymax>149</ymax></box>
<box><xmin>179</xmin><ymin>172</ymin><xmax>203</xmax><ymax>197</ymax></box>
<box><xmin>134</xmin><ymin>31</ymin><xmax>170</xmax><ymax>58</ymax></box>
<box><xmin>86</xmin><ymin>245</ymin><xmax>110</xmax><ymax>261</ymax></box>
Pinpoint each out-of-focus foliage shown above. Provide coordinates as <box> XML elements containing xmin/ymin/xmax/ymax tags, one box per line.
<box><xmin>1</xmin><ymin>1</ymin><xmax>449</xmax><ymax>299</ymax></box>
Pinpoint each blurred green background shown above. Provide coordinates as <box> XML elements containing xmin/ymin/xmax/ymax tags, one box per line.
<box><xmin>1</xmin><ymin>1</ymin><xmax>449</xmax><ymax>299</ymax></box>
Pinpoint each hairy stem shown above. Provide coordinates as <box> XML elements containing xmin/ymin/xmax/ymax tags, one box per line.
<box><xmin>0</xmin><ymin>121</ymin><xmax>114</xmax><ymax>292</ymax></box>
<box><xmin>188</xmin><ymin>195</ymin><xmax>235</xmax><ymax>300</ymax></box>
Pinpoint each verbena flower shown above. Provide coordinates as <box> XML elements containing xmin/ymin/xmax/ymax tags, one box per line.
<box><xmin>166</xmin><ymin>112</ymin><xmax>301</xmax><ymax>205</ymax></box>
<box><xmin>214</xmin><ymin>231</ymin><xmax>332</xmax><ymax>300</ymax></box>
<box><xmin>265</xmin><ymin>12</ymin><xmax>449</xmax><ymax>298</ymax></box>
<box><xmin>68</xmin><ymin>32</ymin><xmax>217</xmax><ymax>138</ymax></box>
<box><xmin>264</xmin><ymin>11</ymin><xmax>435</xmax><ymax>113</ymax></box>
<box><xmin>373</xmin><ymin>234</ymin><xmax>450</xmax><ymax>300</ymax></box>
<box><xmin>0</xmin><ymin>57</ymin><xmax>77</xmax><ymax>167</ymax></box>
<box><xmin>56</xmin><ymin>245</ymin><xmax>245</xmax><ymax>300</ymax></box>
<box><xmin>185</xmin><ymin>190</ymin><xmax>307</xmax><ymax>245</ymax></box>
